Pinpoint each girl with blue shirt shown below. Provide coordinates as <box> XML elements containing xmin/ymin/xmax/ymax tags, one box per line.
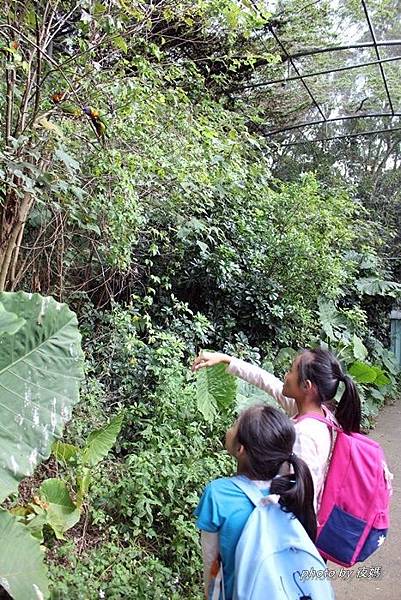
<box><xmin>195</xmin><ymin>404</ymin><xmax>316</xmax><ymax>600</ymax></box>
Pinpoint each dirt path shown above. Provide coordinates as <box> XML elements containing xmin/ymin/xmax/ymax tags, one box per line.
<box><xmin>331</xmin><ymin>400</ymin><xmax>401</xmax><ymax>599</ymax></box>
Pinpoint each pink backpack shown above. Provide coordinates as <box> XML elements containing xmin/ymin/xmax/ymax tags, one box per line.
<box><xmin>297</xmin><ymin>413</ymin><xmax>392</xmax><ymax>567</ymax></box>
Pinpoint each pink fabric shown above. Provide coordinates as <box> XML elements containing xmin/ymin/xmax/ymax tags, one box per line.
<box><xmin>297</xmin><ymin>413</ymin><xmax>392</xmax><ymax>566</ymax></box>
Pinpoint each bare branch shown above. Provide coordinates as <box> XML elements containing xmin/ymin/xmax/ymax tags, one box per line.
<box><xmin>9</xmin><ymin>219</ymin><xmax>24</xmax><ymax>288</ymax></box>
<box><xmin>33</xmin><ymin>10</ymin><xmax>43</xmax><ymax>117</ymax></box>
<box><xmin>5</xmin><ymin>63</ymin><xmax>15</xmax><ymax>145</ymax></box>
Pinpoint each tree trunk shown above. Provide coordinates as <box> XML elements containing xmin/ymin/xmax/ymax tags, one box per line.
<box><xmin>0</xmin><ymin>195</ymin><xmax>34</xmax><ymax>291</ymax></box>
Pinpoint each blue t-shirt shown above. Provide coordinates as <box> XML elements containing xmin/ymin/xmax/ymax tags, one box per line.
<box><xmin>194</xmin><ymin>477</ymin><xmax>270</xmax><ymax>600</ymax></box>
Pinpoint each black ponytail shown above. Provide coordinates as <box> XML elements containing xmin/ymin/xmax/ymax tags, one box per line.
<box><xmin>297</xmin><ymin>348</ymin><xmax>362</xmax><ymax>433</ymax></box>
<box><xmin>270</xmin><ymin>454</ymin><xmax>317</xmax><ymax>542</ymax></box>
<box><xmin>236</xmin><ymin>405</ymin><xmax>317</xmax><ymax>541</ymax></box>
<box><xmin>335</xmin><ymin>374</ymin><xmax>361</xmax><ymax>433</ymax></box>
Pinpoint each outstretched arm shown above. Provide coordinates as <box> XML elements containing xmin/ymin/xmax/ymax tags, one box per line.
<box><xmin>192</xmin><ymin>351</ymin><xmax>231</xmax><ymax>370</ymax></box>
<box><xmin>192</xmin><ymin>351</ymin><xmax>298</xmax><ymax>417</ymax></box>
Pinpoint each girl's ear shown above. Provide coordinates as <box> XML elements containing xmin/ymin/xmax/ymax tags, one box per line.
<box><xmin>303</xmin><ymin>379</ymin><xmax>319</xmax><ymax>400</ymax></box>
<box><xmin>236</xmin><ymin>443</ymin><xmax>246</xmax><ymax>458</ymax></box>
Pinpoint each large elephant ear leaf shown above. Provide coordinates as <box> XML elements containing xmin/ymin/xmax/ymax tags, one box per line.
<box><xmin>0</xmin><ymin>509</ymin><xmax>49</xmax><ymax>599</ymax></box>
<box><xmin>196</xmin><ymin>364</ymin><xmax>237</xmax><ymax>423</ymax></box>
<box><xmin>81</xmin><ymin>413</ymin><xmax>124</xmax><ymax>467</ymax></box>
<box><xmin>235</xmin><ymin>380</ymin><xmax>275</xmax><ymax>413</ymax></box>
<box><xmin>39</xmin><ymin>479</ymin><xmax>80</xmax><ymax>539</ymax></box>
<box><xmin>0</xmin><ymin>291</ymin><xmax>84</xmax><ymax>503</ymax></box>
<box><xmin>0</xmin><ymin>302</ymin><xmax>25</xmax><ymax>336</ymax></box>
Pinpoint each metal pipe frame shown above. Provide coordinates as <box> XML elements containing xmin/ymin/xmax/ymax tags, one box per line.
<box><xmin>239</xmin><ymin>54</ymin><xmax>401</xmax><ymax>90</ymax></box>
<box><xmin>278</xmin><ymin>126</ymin><xmax>401</xmax><ymax>145</ymax></box>
<box><xmin>361</xmin><ymin>0</ymin><xmax>395</xmax><ymax>114</ymax></box>
<box><xmin>266</xmin><ymin>113</ymin><xmax>401</xmax><ymax>136</ymax></box>
<box><xmin>267</xmin><ymin>24</ymin><xmax>327</xmax><ymax>122</ymax></box>
<box><xmin>247</xmin><ymin>0</ymin><xmax>400</xmax><ymax>142</ymax></box>
<box><xmin>290</xmin><ymin>39</ymin><xmax>401</xmax><ymax>60</ymax></box>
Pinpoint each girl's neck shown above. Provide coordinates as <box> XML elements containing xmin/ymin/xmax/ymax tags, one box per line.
<box><xmin>236</xmin><ymin>470</ymin><xmax>269</xmax><ymax>484</ymax></box>
<box><xmin>236</xmin><ymin>462</ymin><xmax>261</xmax><ymax>480</ymax></box>
<box><xmin>236</xmin><ymin>465</ymin><xmax>252</xmax><ymax>477</ymax></box>
<box><xmin>296</xmin><ymin>398</ymin><xmax>325</xmax><ymax>417</ymax></box>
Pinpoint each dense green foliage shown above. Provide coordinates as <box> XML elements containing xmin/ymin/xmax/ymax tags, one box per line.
<box><xmin>0</xmin><ymin>292</ymin><xmax>84</xmax><ymax>600</ymax></box>
<box><xmin>1</xmin><ymin>0</ymin><xmax>401</xmax><ymax>597</ymax></box>
<box><xmin>47</xmin><ymin>308</ymin><xmax>234</xmax><ymax>598</ymax></box>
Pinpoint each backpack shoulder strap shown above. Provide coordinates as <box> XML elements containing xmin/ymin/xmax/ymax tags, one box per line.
<box><xmin>295</xmin><ymin>412</ymin><xmax>342</xmax><ymax>432</ymax></box>
<box><xmin>231</xmin><ymin>476</ymin><xmax>266</xmax><ymax>506</ymax></box>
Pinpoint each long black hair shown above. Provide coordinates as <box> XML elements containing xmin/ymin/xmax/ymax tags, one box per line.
<box><xmin>297</xmin><ymin>348</ymin><xmax>361</xmax><ymax>433</ymax></box>
<box><xmin>236</xmin><ymin>404</ymin><xmax>316</xmax><ymax>541</ymax></box>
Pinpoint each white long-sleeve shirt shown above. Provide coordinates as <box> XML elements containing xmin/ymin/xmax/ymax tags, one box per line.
<box><xmin>227</xmin><ymin>357</ymin><xmax>337</xmax><ymax>510</ymax></box>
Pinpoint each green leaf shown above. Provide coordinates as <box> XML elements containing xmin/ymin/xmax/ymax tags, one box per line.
<box><xmin>370</xmin><ymin>366</ymin><xmax>391</xmax><ymax>386</ymax></box>
<box><xmin>318</xmin><ymin>298</ymin><xmax>346</xmax><ymax>340</ymax></box>
<box><xmin>25</xmin><ymin>7</ymin><xmax>36</xmax><ymax>27</ymax></box>
<box><xmin>380</xmin><ymin>350</ymin><xmax>399</xmax><ymax>375</ymax></box>
<box><xmin>196</xmin><ymin>240</ymin><xmax>208</xmax><ymax>253</ymax></box>
<box><xmin>94</xmin><ymin>2</ymin><xmax>107</xmax><ymax>16</ymax></box>
<box><xmin>0</xmin><ymin>292</ymin><xmax>84</xmax><ymax>503</ymax></box>
<box><xmin>352</xmin><ymin>334</ymin><xmax>368</xmax><ymax>361</ymax></box>
<box><xmin>39</xmin><ymin>479</ymin><xmax>80</xmax><ymax>539</ymax></box>
<box><xmin>112</xmin><ymin>34</ymin><xmax>128</xmax><ymax>53</ymax></box>
<box><xmin>9</xmin><ymin>506</ymin><xmax>30</xmax><ymax>517</ymax></box>
<box><xmin>54</xmin><ymin>147</ymin><xmax>80</xmax><ymax>172</ymax></box>
<box><xmin>26</xmin><ymin>511</ymin><xmax>47</xmax><ymax>543</ymax></box>
<box><xmin>196</xmin><ymin>375</ymin><xmax>217</xmax><ymax>423</ymax></box>
<box><xmin>274</xmin><ymin>347</ymin><xmax>297</xmax><ymax>369</ymax></box>
<box><xmin>52</xmin><ymin>441</ymin><xmax>80</xmax><ymax>465</ymax></box>
<box><xmin>348</xmin><ymin>361</ymin><xmax>378</xmax><ymax>383</ymax></box>
<box><xmin>356</xmin><ymin>277</ymin><xmax>401</xmax><ymax>296</ymax></box>
<box><xmin>76</xmin><ymin>468</ymin><xmax>91</xmax><ymax>508</ymax></box>
<box><xmin>370</xmin><ymin>388</ymin><xmax>385</xmax><ymax>403</ymax></box>
<box><xmin>81</xmin><ymin>413</ymin><xmax>123</xmax><ymax>467</ymax></box>
<box><xmin>196</xmin><ymin>364</ymin><xmax>236</xmax><ymax>423</ymax></box>
<box><xmin>81</xmin><ymin>222</ymin><xmax>101</xmax><ymax>235</ymax></box>
<box><xmin>0</xmin><ymin>302</ymin><xmax>25</xmax><ymax>335</ymax></box>
<box><xmin>235</xmin><ymin>379</ymin><xmax>275</xmax><ymax>413</ymax></box>
<box><xmin>35</xmin><ymin>117</ymin><xmax>63</xmax><ymax>137</ymax></box>
<box><xmin>0</xmin><ymin>509</ymin><xmax>49</xmax><ymax>599</ymax></box>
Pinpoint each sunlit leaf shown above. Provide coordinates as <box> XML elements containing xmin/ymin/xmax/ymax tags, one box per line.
<box><xmin>81</xmin><ymin>413</ymin><xmax>123</xmax><ymax>466</ymax></box>
<box><xmin>0</xmin><ymin>292</ymin><xmax>84</xmax><ymax>503</ymax></box>
<box><xmin>196</xmin><ymin>364</ymin><xmax>236</xmax><ymax>423</ymax></box>
<box><xmin>0</xmin><ymin>509</ymin><xmax>49</xmax><ymax>599</ymax></box>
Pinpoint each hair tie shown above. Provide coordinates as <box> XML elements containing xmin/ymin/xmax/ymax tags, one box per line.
<box><xmin>288</xmin><ymin>452</ymin><xmax>295</xmax><ymax>462</ymax></box>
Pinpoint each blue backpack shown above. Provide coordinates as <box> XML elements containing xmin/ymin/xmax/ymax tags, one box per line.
<box><xmin>231</xmin><ymin>476</ymin><xmax>335</xmax><ymax>600</ymax></box>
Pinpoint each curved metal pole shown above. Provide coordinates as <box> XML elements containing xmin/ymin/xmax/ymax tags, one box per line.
<box><xmin>239</xmin><ymin>54</ymin><xmax>401</xmax><ymax>90</ymax></box>
<box><xmin>289</xmin><ymin>39</ymin><xmax>401</xmax><ymax>60</ymax></box>
<box><xmin>266</xmin><ymin>113</ymin><xmax>401</xmax><ymax>136</ymax></box>
<box><xmin>268</xmin><ymin>25</ymin><xmax>326</xmax><ymax>122</ymax></box>
<box><xmin>279</xmin><ymin>126</ymin><xmax>401</xmax><ymax>145</ymax></box>
<box><xmin>361</xmin><ymin>0</ymin><xmax>394</xmax><ymax>114</ymax></box>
